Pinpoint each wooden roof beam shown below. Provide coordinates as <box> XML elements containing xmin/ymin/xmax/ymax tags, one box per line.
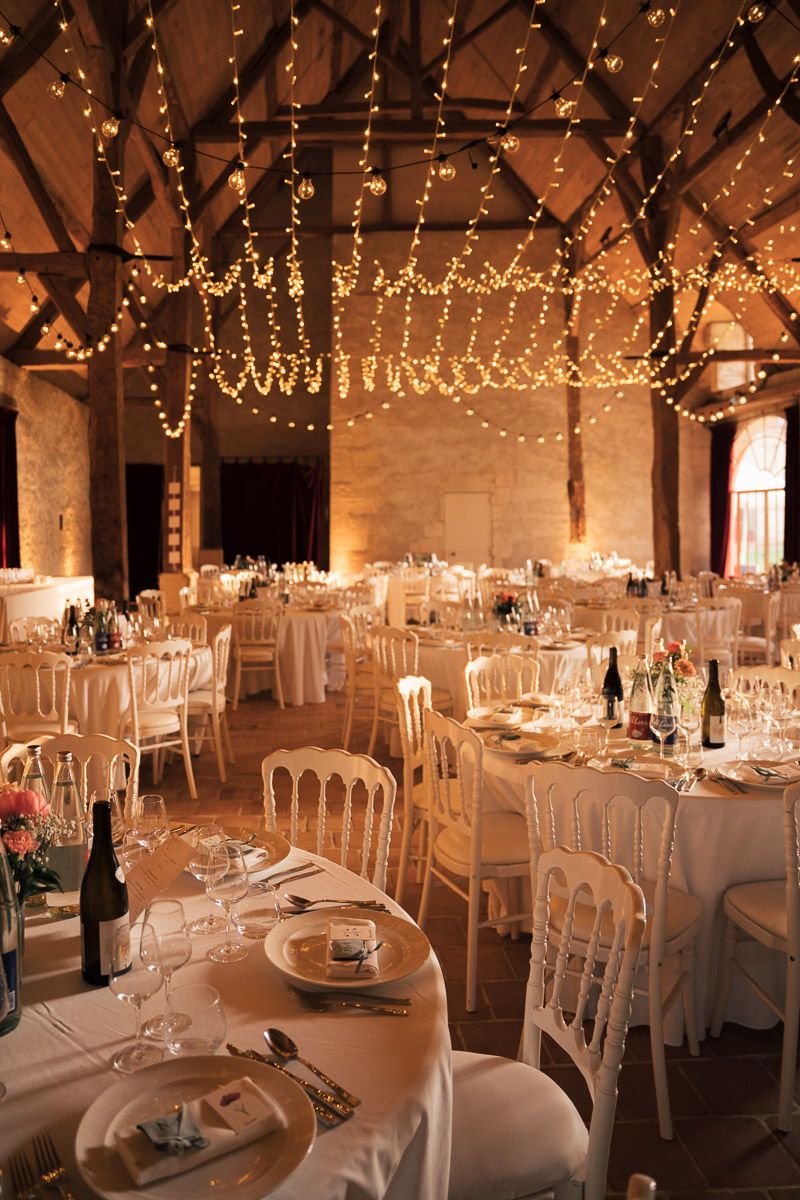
<box><xmin>0</xmin><ymin>101</ymin><xmax>78</xmax><ymax>254</ymax></box>
<box><xmin>311</xmin><ymin>0</ymin><xmax>412</xmax><ymax>83</ymax></box>
<box><xmin>0</xmin><ymin>0</ymin><xmax>73</xmax><ymax>98</ymax></box>
<box><xmin>741</xmin><ymin>25</ymin><xmax>800</xmax><ymax>128</ymax></box>
<box><xmin>422</xmin><ymin>0</ymin><xmax>519</xmax><ymax>76</ymax></box>
<box><xmin>192</xmin><ymin>115</ymin><xmax>630</xmax><ymax>143</ymax></box>
<box><xmin>7</xmin><ymin>347</ymin><xmax>165</xmax><ymax>369</ymax></box>
<box><xmin>0</xmin><ymin>252</ymin><xmax>86</xmax><ymax>276</ymax></box>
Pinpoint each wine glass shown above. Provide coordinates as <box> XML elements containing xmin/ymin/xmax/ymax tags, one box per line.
<box><xmin>165</xmin><ymin>984</ymin><xmax>227</xmax><ymax>1056</ymax></box>
<box><xmin>119</xmin><ymin>833</ymin><xmax>150</xmax><ymax>874</ymax></box>
<box><xmin>679</xmin><ymin>689</ymin><xmax>703</xmax><ymax>763</ymax></box>
<box><xmin>596</xmin><ymin>695</ymin><xmax>620</xmax><ymax>756</ymax></box>
<box><xmin>727</xmin><ymin>693</ymin><xmax>750</xmax><ymax>761</ymax></box>
<box><xmin>205</xmin><ymin>844</ymin><xmax>250</xmax><ymax>963</ymax></box>
<box><xmin>187</xmin><ymin>824</ymin><xmax>227</xmax><ymax>934</ymax></box>
<box><xmin>90</xmin><ymin>788</ymin><xmax>125</xmax><ymax>845</ymax></box>
<box><xmin>142</xmin><ymin>900</ymin><xmax>192</xmax><ymax>1039</ymax></box>
<box><xmin>136</xmin><ymin>794</ymin><xmax>169</xmax><ymax>845</ymax></box>
<box><xmin>650</xmin><ymin>709</ymin><xmax>678</xmax><ymax>760</ymax></box>
<box><xmin>109</xmin><ymin>922</ymin><xmax>164</xmax><ymax>1073</ymax></box>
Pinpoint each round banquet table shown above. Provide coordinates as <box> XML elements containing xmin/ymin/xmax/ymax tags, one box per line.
<box><xmin>199</xmin><ymin>608</ymin><xmax>344</xmax><ymax>706</ymax></box>
<box><xmin>654</xmin><ymin>607</ymin><xmax>728</xmax><ymax>649</ymax></box>
<box><xmin>68</xmin><ymin>646</ymin><xmax>213</xmax><ymax>737</ymax></box>
<box><xmin>0</xmin><ymin>848</ymin><xmax>452</xmax><ymax>1198</ymax></box>
<box><xmin>480</xmin><ymin>739</ymin><xmax>785</xmax><ymax>1044</ymax></box>
<box><xmin>419</xmin><ymin>638</ymin><xmax>587</xmax><ymax>720</ymax></box>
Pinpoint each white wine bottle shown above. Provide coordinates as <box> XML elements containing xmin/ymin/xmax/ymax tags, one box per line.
<box><xmin>80</xmin><ymin>800</ymin><xmax>130</xmax><ymax>986</ymax></box>
<box><xmin>49</xmin><ymin>751</ymin><xmax>88</xmax><ymax>892</ymax></box>
<box><xmin>701</xmin><ymin>659</ymin><xmax>726</xmax><ymax>749</ymax></box>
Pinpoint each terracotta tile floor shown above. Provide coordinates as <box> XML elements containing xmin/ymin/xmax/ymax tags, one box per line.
<box><xmin>155</xmin><ymin>689</ymin><xmax>800</xmax><ymax>1198</ymax></box>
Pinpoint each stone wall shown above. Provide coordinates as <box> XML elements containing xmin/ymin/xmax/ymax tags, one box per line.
<box><xmin>0</xmin><ymin>356</ymin><xmax>92</xmax><ymax>576</ymax></box>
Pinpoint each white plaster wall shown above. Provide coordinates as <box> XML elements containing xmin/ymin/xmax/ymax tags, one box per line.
<box><xmin>0</xmin><ymin>356</ymin><xmax>92</xmax><ymax>575</ymax></box>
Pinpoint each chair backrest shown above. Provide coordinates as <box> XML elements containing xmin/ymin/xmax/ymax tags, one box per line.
<box><xmin>35</xmin><ymin>732</ymin><xmax>140</xmax><ymax>818</ymax></box>
<box><xmin>136</xmin><ymin>590</ymin><xmax>166</xmax><ymax>621</ymax></box>
<box><xmin>592</xmin><ymin>652</ymin><xmax>638</xmax><ymax>690</ymax></box>
<box><xmin>733</xmin><ymin>665</ymin><xmax>800</xmax><ymax>704</ymax></box>
<box><xmin>169</xmin><ymin>611</ymin><xmax>208</xmax><ymax>646</ymax></box>
<box><xmin>522</xmin><ymin>845</ymin><xmax>645</xmax><ymax>1200</ymax></box>
<box><xmin>125</xmin><ymin>639</ymin><xmax>191</xmax><ymax>740</ymax></box>
<box><xmin>695</xmin><ymin>597</ymin><xmax>742</xmax><ymax>668</ymax></box>
<box><xmin>424</xmin><ymin>709</ymin><xmax>483</xmax><ymax>848</ymax></box>
<box><xmin>586</xmin><ymin>631</ymin><xmax>638</xmax><ymax>675</ymax></box>
<box><xmin>526</xmin><ymin>761</ymin><xmax>678</xmax><ymax>970</ymax></box>
<box><xmin>464</xmin><ymin>630</ymin><xmax>540</xmax><ymax>659</ymax></box>
<box><xmin>783</xmin><ymin>784</ymin><xmax>800</xmax><ymax>969</ymax></box>
<box><xmin>371</xmin><ymin>626</ymin><xmax>419</xmax><ymax>683</ymax></box>
<box><xmin>234</xmin><ymin>608</ymin><xmax>281</xmax><ymax>645</ymax></box>
<box><xmin>0</xmin><ymin>650</ymin><xmax>72</xmax><ymax>735</ymax></box>
<box><xmin>464</xmin><ymin>652</ymin><xmax>540</xmax><ymax>710</ymax></box>
<box><xmin>210</xmin><ymin>623</ymin><xmax>233</xmax><ymax>698</ymax></box>
<box><xmin>261</xmin><ymin>747</ymin><xmax>396</xmax><ymax>890</ymax></box>
<box><xmin>780</xmin><ymin>638</ymin><xmax>800</xmax><ymax>670</ymax></box>
<box><xmin>643</xmin><ymin>615</ymin><xmax>661</xmax><ymax>658</ymax></box>
<box><xmin>395</xmin><ymin>675</ymin><xmax>433</xmax><ymax>801</ymax></box>
<box><xmin>599</xmin><ymin>608</ymin><xmax>640</xmax><ymax>635</ymax></box>
<box><xmin>8</xmin><ymin>616</ymin><xmax>62</xmax><ymax>644</ymax></box>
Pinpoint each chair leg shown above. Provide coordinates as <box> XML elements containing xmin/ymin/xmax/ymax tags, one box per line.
<box><xmin>222</xmin><ymin>710</ymin><xmax>235</xmax><ymax>764</ymax></box>
<box><xmin>681</xmin><ymin>944</ymin><xmax>701</xmax><ymax>1056</ymax></box>
<box><xmin>394</xmin><ymin>809</ymin><xmax>416</xmax><ymax>907</ymax></box>
<box><xmin>179</xmin><ymin>720</ymin><xmax>198</xmax><ymax>801</ymax></box>
<box><xmin>153</xmin><ymin>746</ymin><xmax>164</xmax><ymax>784</ymax></box>
<box><xmin>342</xmin><ymin>683</ymin><xmax>355</xmax><ymax>751</ymax></box>
<box><xmin>466</xmin><ymin>875</ymin><xmax>480</xmax><ymax>1014</ymax></box>
<box><xmin>273</xmin><ymin>659</ymin><xmax>285</xmax><ymax>709</ymax></box>
<box><xmin>710</xmin><ymin>917</ymin><xmax>738</xmax><ymax>1037</ymax></box>
<box><xmin>417</xmin><ymin>838</ymin><xmax>435</xmax><ymax>929</ymax></box>
<box><xmin>232</xmin><ymin>656</ymin><xmax>241</xmax><ymax>711</ymax></box>
<box><xmin>778</xmin><ymin>952</ymin><xmax>800</xmax><ymax>1131</ymax></box>
<box><xmin>415</xmin><ymin>818</ymin><xmax>428</xmax><ymax>883</ymax></box>
<box><xmin>367</xmin><ymin>685</ymin><xmax>380</xmax><ymax>758</ymax></box>
<box><xmin>211</xmin><ymin>708</ymin><xmax>226</xmax><ymax>783</ymax></box>
<box><xmin>648</xmin><ymin>962</ymin><xmax>674</xmax><ymax>1140</ymax></box>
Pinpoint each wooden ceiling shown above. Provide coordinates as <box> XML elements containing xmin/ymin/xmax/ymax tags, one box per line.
<box><xmin>0</xmin><ymin>0</ymin><xmax>798</xmax><ymax>410</ymax></box>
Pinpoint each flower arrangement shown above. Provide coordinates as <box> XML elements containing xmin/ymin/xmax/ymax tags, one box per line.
<box><xmin>0</xmin><ymin>786</ymin><xmax>65</xmax><ymax>904</ymax></box>
<box><xmin>650</xmin><ymin>640</ymin><xmax>697</xmax><ymax>683</ymax></box>
<box><xmin>493</xmin><ymin>591</ymin><xmax>521</xmax><ymax>620</ymax></box>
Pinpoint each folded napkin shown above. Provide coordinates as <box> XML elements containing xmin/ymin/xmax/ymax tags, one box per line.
<box><xmin>326</xmin><ymin>918</ymin><xmax>382</xmax><ymax>979</ymax></box>
<box><xmin>492</xmin><ymin>705</ymin><xmax>522</xmax><ymax>725</ymax></box>
<box><xmin>115</xmin><ymin>1075</ymin><xmax>286</xmax><ymax>1185</ymax></box>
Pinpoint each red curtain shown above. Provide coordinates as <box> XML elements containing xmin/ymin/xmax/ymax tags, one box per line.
<box><xmin>0</xmin><ymin>407</ymin><xmax>20</xmax><ymax>569</ymax></box>
<box><xmin>220</xmin><ymin>458</ymin><xmax>328</xmax><ymax>567</ymax></box>
<box><xmin>710</xmin><ymin>422</ymin><xmax>735</xmax><ymax>576</ymax></box>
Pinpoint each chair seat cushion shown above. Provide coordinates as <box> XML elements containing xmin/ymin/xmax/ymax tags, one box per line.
<box><xmin>550</xmin><ymin>879</ymin><xmax>702</xmax><ymax>949</ymax></box>
<box><xmin>435</xmin><ymin>812</ymin><xmax>530</xmax><ymax>870</ymax></box>
<box><xmin>239</xmin><ymin>646</ymin><xmax>275</xmax><ymax>662</ymax></box>
<box><xmin>137</xmin><ymin>708</ymin><xmax>180</xmax><ymax>735</ymax></box>
<box><xmin>449</xmin><ymin>1051</ymin><xmax>588</xmax><ymax>1200</ymax></box>
<box><xmin>724</xmin><ymin>879</ymin><xmax>785</xmax><ymax>947</ymax></box>
<box><xmin>187</xmin><ymin>689</ymin><xmax>225</xmax><ymax>714</ymax></box>
<box><xmin>6</xmin><ymin>717</ymin><xmax>77</xmax><ymax>738</ymax></box>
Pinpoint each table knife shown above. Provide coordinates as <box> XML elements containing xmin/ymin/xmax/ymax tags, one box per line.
<box><xmin>226</xmin><ymin>1043</ymin><xmax>354</xmax><ymax>1118</ymax></box>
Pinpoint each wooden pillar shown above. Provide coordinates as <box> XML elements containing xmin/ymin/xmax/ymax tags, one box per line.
<box><xmin>562</xmin><ymin>236</ymin><xmax>586</xmax><ymax>543</ymax></box>
<box><xmin>642</xmin><ymin>136</ymin><xmax>681</xmax><ymax>576</ymax></box>
<box><xmin>86</xmin><ymin>12</ymin><xmax>128</xmax><ymax>599</ymax></box>
<box><xmin>195</xmin><ymin>376</ymin><xmax>223</xmax><ymax>553</ymax></box>
<box><xmin>162</xmin><ymin>228</ymin><xmax>193</xmax><ymax>575</ymax></box>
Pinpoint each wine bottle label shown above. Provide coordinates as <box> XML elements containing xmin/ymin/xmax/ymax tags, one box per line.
<box><xmin>627</xmin><ymin>711</ymin><xmax>652</xmax><ymax>741</ymax></box>
<box><xmin>95</xmin><ymin>915</ymin><xmax>130</xmax><ymax>976</ymax></box>
<box><xmin>708</xmin><ymin>716</ymin><xmax>726</xmax><ymax>745</ymax></box>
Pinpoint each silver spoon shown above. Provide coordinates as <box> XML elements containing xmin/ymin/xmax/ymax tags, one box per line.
<box><xmin>282</xmin><ymin>893</ymin><xmax>386</xmax><ymax>910</ymax></box>
<box><xmin>263</xmin><ymin>1027</ymin><xmax>361</xmax><ymax>1107</ymax></box>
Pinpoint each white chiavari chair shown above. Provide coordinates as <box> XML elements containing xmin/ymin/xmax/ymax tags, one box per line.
<box><xmin>123</xmin><ymin>638</ymin><xmax>196</xmax><ymax>801</ymax></box>
<box><xmin>14</xmin><ymin>732</ymin><xmax>141</xmax><ymax>819</ymax></box>
<box><xmin>187</xmin><ymin>624</ymin><xmax>234</xmax><ymax>782</ymax></box>
<box><xmin>463</xmin><ymin>630</ymin><xmax>540</xmax><ymax>659</ymax></box>
<box><xmin>168</xmin><ymin>611</ymin><xmax>208</xmax><ymax>646</ymax></box>
<box><xmin>463</xmin><ymin>652</ymin><xmax>540</xmax><ymax>711</ymax></box>
<box><xmin>779</xmin><ymin>638</ymin><xmax>800</xmax><ymax>670</ymax></box>
<box><xmin>0</xmin><ymin>650</ymin><xmax>76</xmax><ymax>742</ymax></box>
<box><xmin>231</xmin><ymin>608</ymin><xmax>283</xmax><ymax>711</ymax></box>
<box><xmin>394</xmin><ymin>675</ymin><xmax>433</xmax><ymax>904</ymax></box>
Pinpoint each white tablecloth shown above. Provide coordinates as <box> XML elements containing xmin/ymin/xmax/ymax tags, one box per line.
<box><xmin>0</xmin><ymin>576</ymin><xmax>94</xmax><ymax>642</ymax></box>
<box><xmin>481</xmin><ymin>744</ymin><xmax>785</xmax><ymax>1042</ymax></box>
<box><xmin>656</xmin><ymin>608</ymin><xmax>727</xmax><ymax>649</ymax></box>
<box><xmin>0</xmin><ymin>850</ymin><xmax>452</xmax><ymax>1199</ymax></box>
<box><xmin>419</xmin><ymin>640</ymin><xmax>587</xmax><ymax>720</ymax></box>
<box><xmin>70</xmin><ymin>646</ymin><xmax>213</xmax><ymax>737</ymax></box>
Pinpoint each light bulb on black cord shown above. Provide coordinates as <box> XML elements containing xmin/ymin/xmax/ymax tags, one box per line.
<box><xmin>228</xmin><ymin>164</ymin><xmax>246</xmax><ymax>192</ymax></box>
<box><xmin>437</xmin><ymin>155</ymin><xmax>456</xmax><ymax>181</ymax></box>
<box><xmin>367</xmin><ymin>168</ymin><xmax>387</xmax><ymax>196</ymax></box>
<box><xmin>554</xmin><ymin>94</ymin><xmax>576</xmax><ymax>118</ymax></box>
<box><xmin>499</xmin><ymin>127</ymin><xmax>520</xmax><ymax>153</ymax></box>
<box><xmin>747</xmin><ymin>2</ymin><xmax>766</xmax><ymax>20</ymax></box>
<box><xmin>604</xmin><ymin>51</ymin><xmax>624</xmax><ymax>73</ymax></box>
<box><xmin>101</xmin><ymin>114</ymin><xmax>120</xmax><ymax>139</ymax></box>
<box><xmin>162</xmin><ymin>143</ymin><xmax>180</xmax><ymax>168</ymax></box>
<box><xmin>297</xmin><ymin>171</ymin><xmax>315</xmax><ymax>200</ymax></box>
<box><xmin>48</xmin><ymin>73</ymin><xmax>68</xmax><ymax>99</ymax></box>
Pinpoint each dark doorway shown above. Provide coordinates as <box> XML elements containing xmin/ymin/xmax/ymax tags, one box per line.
<box><xmin>220</xmin><ymin>458</ymin><xmax>328</xmax><ymax>568</ymax></box>
<box><xmin>126</xmin><ymin>464</ymin><xmax>164</xmax><ymax>597</ymax></box>
<box><xmin>0</xmin><ymin>406</ymin><xmax>20</xmax><ymax>568</ymax></box>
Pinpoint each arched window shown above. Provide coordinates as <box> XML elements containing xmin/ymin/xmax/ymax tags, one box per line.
<box><xmin>726</xmin><ymin>415</ymin><xmax>786</xmax><ymax>576</ymax></box>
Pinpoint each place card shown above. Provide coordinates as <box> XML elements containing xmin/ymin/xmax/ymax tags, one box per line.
<box><xmin>126</xmin><ymin>835</ymin><xmax>194</xmax><ymax>922</ymax></box>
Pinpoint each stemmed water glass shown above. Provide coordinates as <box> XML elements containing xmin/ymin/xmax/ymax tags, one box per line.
<box><xmin>649</xmin><ymin>707</ymin><xmax>678</xmax><ymax>759</ymax></box>
<box><xmin>187</xmin><ymin>824</ymin><xmax>226</xmax><ymax>934</ymax></box>
<box><xmin>205</xmin><ymin>844</ymin><xmax>250</xmax><ymax>963</ymax></box>
<box><xmin>679</xmin><ymin>684</ymin><xmax>703</xmax><ymax>763</ymax></box>
<box><xmin>596</xmin><ymin>696</ymin><xmax>620</xmax><ymax>756</ymax></box>
<box><xmin>727</xmin><ymin>692</ymin><xmax>751</xmax><ymax>761</ymax></box>
<box><xmin>109</xmin><ymin>922</ymin><xmax>164</xmax><ymax>1073</ymax></box>
<box><xmin>142</xmin><ymin>900</ymin><xmax>192</xmax><ymax>1039</ymax></box>
<box><xmin>136</xmin><ymin>794</ymin><xmax>170</xmax><ymax>846</ymax></box>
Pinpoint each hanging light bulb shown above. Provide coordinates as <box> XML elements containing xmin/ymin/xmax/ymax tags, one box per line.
<box><xmin>367</xmin><ymin>168</ymin><xmax>387</xmax><ymax>196</ymax></box>
<box><xmin>297</xmin><ymin>171</ymin><xmax>315</xmax><ymax>200</ymax></box>
<box><xmin>747</xmin><ymin>2</ymin><xmax>766</xmax><ymax>20</ymax></box>
<box><xmin>604</xmin><ymin>52</ymin><xmax>624</xmax><ymax>73</ymax></box>
<box><xmin>499</xmin><ymin>127</ymin><xmax>520</xmax><ymax>153</ymax></box>
<box><xmin>554</xmin><ymin>95</ymin><xmax>576</xmax><ymax>118</ymax></box>
<box><xmin>437</xmin><ymin>154</ymin><xmax>456</xmax><ymax>181</ymax></box>
<box><xmin>101</xmin><ymin>115</ymin><xmax>120</xmax><ymax>139</ymax></box>
<box><xmin>162</xmin><ymin>143</ymin><xmax>180</xmax><ymax>168</ymax></box>
<box><xmin>0</xmin><ymin>231</ymin><xmax>10</xmax><ymax>250</ymax></box>
<box><xmin>48</xmin><ymin>74</ymin><xmax>68</xmax><ymax>99</ymax></box>
<box><xmin>29</xmin><ymin>296</ymin><xmax>39</xmax><ymax>314</ymax></box>
<box><xmin>646</xmin><ymin>6</ymin><xmax>666</xmax><ymax>26</ymax></box>
<box><xmin>228</xmin><ymin>163</ymin><xmax>246</xmax><ymax>192</ymax></box>
<box><xmin>0</xmin><ymin>27</ymin><xmax>14</xmax><ymax>46</ymax></box>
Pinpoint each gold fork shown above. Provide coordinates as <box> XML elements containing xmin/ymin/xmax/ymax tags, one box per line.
<box><xmin>8</xmin><ymin>1150</ymin><xmax>38</xmax><ymax>1200</ymax></box>
<box><xmin>33</xmin><ymin>1132</ymin><xmax>75</xmax><ymax>1199</ymax></box>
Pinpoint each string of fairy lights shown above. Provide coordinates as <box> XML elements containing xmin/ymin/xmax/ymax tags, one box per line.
<box><xmin>0</xmin><ymin>0</ymin><xmax>796</xmax><ymax>443</ymax></box>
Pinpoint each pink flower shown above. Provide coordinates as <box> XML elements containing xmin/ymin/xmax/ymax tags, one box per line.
<box><xmin>675</xmin><ymin>657</ymin><xmax>696</xmax><ymax>677</ymax></box>
<box><xmin>652</xmin><ymin>651</ymin><xmax>666</xmax><ymax>663</ymax></box>
<box><xmin>2</xmin><ymin>828</ymin><xmax>37</xmax><ymax>857</ymax></box>
<box><xmin>667</xmin><ymin>641</ymin><xmax>682</xmax><ymax>654</ymax></box>
<box><xmin>0</xmin><ymin>788</ymin><xmax>49</xmax><ymax>820</ymax></box>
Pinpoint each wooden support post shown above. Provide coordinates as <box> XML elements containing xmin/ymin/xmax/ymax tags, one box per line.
<box><xmin>194</xmin><ymin>376</ymin><xmax>223</xmax><ymax>556</ymax></box>
<box><xmin>642</xmin><ymin>135</ymin><xmax>681</xmax><ymax>576</ymax></box>
<box><xmin>562</xmin><ymin>237</ymin><xmax>586</xmax><ymax>544</ymax></box>
<box><xmin>162</xmin><ymin>228</ymin><xmax>193</xmax><ymax>578</ymax></box>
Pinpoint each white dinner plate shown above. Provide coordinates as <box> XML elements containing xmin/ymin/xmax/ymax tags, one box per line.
<box><xmin>264</xmin><ymin>910</ymin><xmax>430</xmax><ymax>990</ymax></box>
<box><xmin>590</xmin><ymin>756</ymin><xmax>681</xmax><ymax>781</ymax></box>
<box><xmin>465</xmin><ymin>705</ymin><xmax>524</xmax><ymax>729</ymax></box>
<box><xmin>539</xmin><ymin>640</ymin><xmax>580</xmax><ymax>651</ymax></box>
<box><xmin>479</xmin><ymin>730</ymin><xmax>561</xmax><ymax>759</ymax></box>
<box><xmin>75</xmin><ymin>1056</ymin><xmax>315</xmax><ymax>1200</ymax></box>
<box><xmin>227</xmin><ymin>829</ymin><xmax>291</xmax><ymax>874</ymax></box>
<box><xmin>725</xmin><ymin>760</ymin><xmax>800</xmax><ymax>791</ymax></box>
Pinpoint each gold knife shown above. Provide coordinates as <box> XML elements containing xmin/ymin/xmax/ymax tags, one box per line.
<box><xmin>226</xmin><ymin>1044</ymin><xmax>354</xmax><ymax>1120</ymax></box>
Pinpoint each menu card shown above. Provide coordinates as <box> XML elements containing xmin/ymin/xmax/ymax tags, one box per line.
<box><xmin>126</xmin><ymin>835</ymin><xmax>194</xmax><ymax>922</ymax></box>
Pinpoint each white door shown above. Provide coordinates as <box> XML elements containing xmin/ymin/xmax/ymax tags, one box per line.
<box><xmin>443</xmin><ymin>492</ymin><xmax>491</xmax><ymax>568</ymax></box>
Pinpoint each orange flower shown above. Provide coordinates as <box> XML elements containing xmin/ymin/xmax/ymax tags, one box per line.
<box><xmin>674</xmin><ymin>657</ymin><xmax>696</xmax><ymax>677</ymax></box>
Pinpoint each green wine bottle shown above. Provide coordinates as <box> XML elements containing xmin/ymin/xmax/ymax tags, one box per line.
<box><xmin>701</xmin><ymin>659</ymin><xmax>726</xmax><ymax>749</ymax></box>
